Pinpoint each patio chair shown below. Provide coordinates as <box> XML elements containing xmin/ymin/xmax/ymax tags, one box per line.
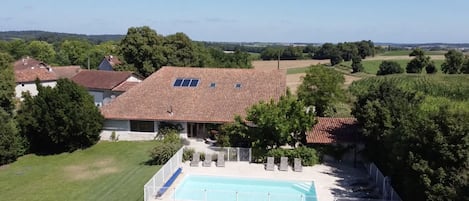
<box><xmin>265</xmin><ymin>157</ymin><xmax>274</xmax><ymax>171</ymax></box>
<box><xmin>294</xmin><ymin>158</ymin><xmax>303</xmax><ymax>172</ymax></box>
<box><xmin>190</xmin><ymin>152</ymin><xmax>200</xmax><ymax>167</ymax></box>
<box><xmin>216</xmin><ymin>152</ymin><xmax>225</xmax><ymax>167</ymax></box>
<box><xmin>203</xmin><ymin>153</ymin><xmax>212</xmax><ymax>167</ymax></box>
<box><xmin>279</xmin><ymin>157</ymin><xmax>288</xmax><ymax>171</ymax></box>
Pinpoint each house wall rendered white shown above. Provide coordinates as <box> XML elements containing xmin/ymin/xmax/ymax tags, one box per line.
<box><xmin>100</xmin><ymin>120</ymin><xmax>188</xmax><ymax>141</ymax></box>
<box><xmin>15</xmin><ymin>81</ymin><xmax>57</xmax><ymax>99</ymax></box>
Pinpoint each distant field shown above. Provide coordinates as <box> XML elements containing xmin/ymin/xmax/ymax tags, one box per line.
<box><xmin>343</xmin><ymin>59</ymin><xmax>445</xmax><ymax>75</ymax></box>
<box><xmin>378</xmin><ymin>50</ymin><xmax>447</xmax><ymax>56</ymax></box>
<box><xmin>0</xmin><ymin>141</ymin><xmax>159</xmax><ymax>201</ymax></box>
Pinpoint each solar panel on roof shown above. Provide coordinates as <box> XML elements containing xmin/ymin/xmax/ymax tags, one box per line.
<box><xmin>189</xmin><ymin>79</ymin><xmax>199</xmax><ymax>87</ymax></box>
<box><xmin>181</xmin><ymin>79</ymin><xmax>191</xmax><ymax>86</ymax></box>
<box><xmin>173</xmin><ymin>79</ymin><xmax>183</xmax><ymax>87</ymax></box>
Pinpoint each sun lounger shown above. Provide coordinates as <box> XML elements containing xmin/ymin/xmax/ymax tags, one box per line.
<box><xmin>216</xmin><ymin>152</ymin><xmax>225</xmax><ymax>167</ymax></box>
<box><xmin>279</xmin><ymin>157</ymin><xmax>288</xmax><ymax>171</ymax></box>
<box><xmin>294</xmin><ymin>158</ymin><xmax>303</xmax><ymax>172</ymax></box>
<box><xmin>265</xmin><ymin>157</ymin><xmax>274</xmax><ymax>171</ymax></box>
<box><xmin>190</xmin><ymin>152</ymin><xmax>200</xmax><ymax>167</ymax></box>
<box><xmin>203</xmin><ymin>153</ymin><xmax>212</xmax><ymax>167</ymax></box>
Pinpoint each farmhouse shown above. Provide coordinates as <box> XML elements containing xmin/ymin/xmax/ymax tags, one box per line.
<box><xmin>71</xmin><ymin>70</ymin><xmax>143</xmax><ymax>107</ymax></box>
<box><xmin>13</xmin><ymin>57</ymin><xmax>58</xmax><ymax>99</ymax></box>
<box><xmin>100</xmin><ymin>66</ymin><xmax>286</xmax><ymax>140</ymax></box>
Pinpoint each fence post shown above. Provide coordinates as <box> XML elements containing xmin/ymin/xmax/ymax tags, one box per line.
<box><xmin>152</xmin><ymin>177</ymin><xmax>156</xmax><ymax>197</ymax></box>
<box><xmin>204</xmin><ymin>189</ymin><xmax>207</xmax><ymax>201</ymax></box>
<box><xmin>249</xmin><ymin>148</ymin><xmax>252</xmax><ymax>162</ymax></box>
<box><xmin>237</xmin><ymin>147</ymin><xmax>240</xmax><ymax>161</ymax></box>
<box><xmin>227</xmin><ymin>148</ymin><xmax>230</xmax><ymax>161</ymax></box>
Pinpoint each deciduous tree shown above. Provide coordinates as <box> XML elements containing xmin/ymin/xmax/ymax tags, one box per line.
<box><xmin>27</xmin><ymin>41</ymin><xmax>56</xmax><ymax>64</ymax></box>
<box><xmin>351</xmin><ymin>55</ymin><xmax>364</xmax><ymax>73</ymax></box>
<box><xmin>441</xmin><ymin>50</ymin><xmax>464</xmax><ymax>74</ymax></box>
<box><xmin>297</xmin><ymin>65</ymin><xmax>345</xmax><ymax>116</ymax></box>
<box><xmin>0</xmin><ymin>52</ymin><xmax>23</xmax><ymax>165</ymax></box>
<box><xmin>17</xmin><ymin>79</ymin><xmax>103</xmax><ymax>154</ymax></box>
<box><xmin>406</xmin><ymin>48</ymin><xmax>431</xmax><ymax>74</ymax></box>
<box><xmin>377</xmin><ymin>60</ymin><xmax>403</xmax><ymax>75</ymax></box>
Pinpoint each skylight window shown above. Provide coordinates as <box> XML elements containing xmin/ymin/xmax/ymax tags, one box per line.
<box><xmin>210</xmin><ymin>83</ymin><xmax>216</xmax><ymax>88</ymax></box>
<box><xmin>189</xmin><ymin>79</ymin><xmax>199</xmax><ymax>87</ymax></box>
<box><xmin>173</xmin><ymin>78</ymin><xmax>199</xmax><ymax>87</ymax></box>
<box><xmin>181</xmin><ymin>79</ymin><xmax>191</xmax><ymax>87</ymax></box>
<box><xmin>235</xmin><ymin>83</ymin><xmax>242</xmax><ymax>89</ymax></box>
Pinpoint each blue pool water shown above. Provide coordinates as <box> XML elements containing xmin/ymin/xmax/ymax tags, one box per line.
<box><xmin>174</xmin><ymin>175</ymin><xmax>317</xmax><ymax>201</ymax></box>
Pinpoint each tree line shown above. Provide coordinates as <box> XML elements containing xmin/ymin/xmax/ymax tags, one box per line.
<box><xmin>259</xmin><ymin>40</ymin><xmax>375</xmax><ymax>64</ymax></box>
<box><xmin>0</xmin><ymin>26</ymin><xmax>252</xmax><ymax>77</ymax></box>
<box><xmin>376</xmin><ymin>48</ymin><xmax>469</xmax><ymax>75</ymax></box>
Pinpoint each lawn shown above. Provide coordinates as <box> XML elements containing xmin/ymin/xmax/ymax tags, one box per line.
<box><xmin>0</xmin><ymin>141</ymin><xmax>160</xmax><ymax>201</ymax></box>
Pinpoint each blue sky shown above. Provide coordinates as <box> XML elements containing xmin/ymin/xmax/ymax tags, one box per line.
<box><xmin>1</xmin><ymin>0</ymin><xmax>468</xmax><ymax>43</ymax></box>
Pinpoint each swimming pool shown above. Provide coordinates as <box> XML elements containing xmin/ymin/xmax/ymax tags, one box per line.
<box><xmin>173</xmin><ymin>175</ymin><xmax>317</xmax><ymax>201</ymax></box>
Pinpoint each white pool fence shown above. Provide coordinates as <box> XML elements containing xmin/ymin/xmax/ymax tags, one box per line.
<box><xmin>143</xmin><ymin>147</ymin><xmax>183</xmax><ymax>201</ymax></box>
<box><xmin>153</xmin><ymin>187</ymin><xmax>317</xmax><ymax>201</ymax></box>
<box><xmin>366</xmin><ymin>163</ymin><xmax>402</xmax><ymax>201</ymax></box>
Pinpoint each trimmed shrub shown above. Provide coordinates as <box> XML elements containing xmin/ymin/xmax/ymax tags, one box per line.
<box><xmin>183</xmin><ymin>147</ymin><xmax>195</xmax><ymax>162</ymax></box>
<box><xmin>148</xmin><ymin>142</ymin><xmax>182</xmax><ymax>165</ymax></box>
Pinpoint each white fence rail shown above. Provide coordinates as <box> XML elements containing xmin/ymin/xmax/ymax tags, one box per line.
<box><xmin>143</xmin><ymin>147</ymin><xmax>183</xmax><ymax>201</ymax></box>
<box><xmin>366</xmin><ymin>163</ymin><xmax>403</xmax><ymax>201</ymax></box>
<box><xmin>154</xmin><ymin>187</ymin><xmax>317</xmax><ymax>201</ymax></box>
<box><xmin>202</xmin><ymin>147</ymin><xmax>252</xmax><ymax>162</ymax></box>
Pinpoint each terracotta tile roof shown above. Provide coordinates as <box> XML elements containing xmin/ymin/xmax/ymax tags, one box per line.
<box><xmin>51</xmin><ymin>66</ymin><xmax>82</xmax><ymax>79</ymax></box>
<box><xmin>112</xmin><ymin>81</ymin><xmax>140</xmax><ymax>92</ymax></box>
<box><xmin>306</xmin><ymin>117</ymin><xmax>359</xmax><ymax>144</ymax></box>
<box><xmin>13</xmin><ymin>57</ymin><xmax>48</xmax><ymax>71</ymax></box>
<box><xmin>104</xmin><ymin>55</ymin><xmax>121</xmax><ymax>67</ymax></box>
<box><xmin>71</xmin><ymin>70</ymin><xmax>134</xmax><ymax>90</ymax></box>
<box><xmin>15</xmin><ymin>67</ymin><xmax>58</xmax><ymax>83</ymax></box>
<box><xmin>101</xmin><ymin>66</ymin><xmax>286</xmax><ymax>123</ymax></box>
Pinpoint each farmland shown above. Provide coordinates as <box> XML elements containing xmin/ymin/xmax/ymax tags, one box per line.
<box><xmin>0</xmin><ymin>141</ymin><xmax>159</xmax><ymax>201</ymax></box>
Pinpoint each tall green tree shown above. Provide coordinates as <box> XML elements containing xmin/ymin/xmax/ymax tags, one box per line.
<box><xmin>27</xmin><ymin>41</ymin><xmax>56</xmax><ymax>64</ymax></box>
<box><xmin>351</xmin><ymin>55</ymin><xmax>364</xmax><ymax>73</ymax></box>
<box><xmin>0</xmin><ymin>52</ymin><xmax>15</xmax><ymax>114</ymax></box>
<box><xmin>441</xmin><ymin>50</ymin><xmax>464</xmax><ymax>74</ymax></box>
<box><xmin>119</xmin><ymin>26</ymin><xmax>166</xmax><ymax>76</ymax></box>
<box><xmin>357</xmin><ymin>40</ymin><xmax>375</xmax><ymax>59</ymax></box>
<box><xmin>56</xmin><ymin>40</ymin><xmax>92</xmax><ymax>66</ymax></box>
<box><xmin>460</xmin><ymin>56</ymin><xmax>469</xmax><ymax>74</ymax></box>
<box><xmin>338</xmin><ymin>42</ymin><xmax>359</xmax><ymax>61</ymax></box>
<box><xmin>406</xmin><ymin>48</ymin><xmax>431</xmax><ymax>73</ymax></box>
<box><xmin>0</xmin><ymin>52</ymin><xmax>23</xmax><ymax>165</ymax></box>
<box><xmin>0</xmin><ymin>108</ymin><xmax>23</xmax><ymax>165</ymax></box>
<box><xmin>7</xmin><ymin>40</ymin><xmax>30</xmax><ymax>59</ymax></box>
<box><xmin>377</xmin><ymin>60</ymin><xmax>404</xmax><ymax>75</ymax></box>
<box><xmin>219</xmin><ymin>92</ymin><xmax>315</xmax><ymax>150</ymax></box>
<box><xmin>17</xmin><ymin>79</ymin><xmax>104</xmax><ymax>154</ymax></box>
<box><xmin>297</xmin><ymin>65</ymin><xmax>345</xmax><ymax>116</ymax></box>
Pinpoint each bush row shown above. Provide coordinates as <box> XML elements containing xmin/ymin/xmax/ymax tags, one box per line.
<box><xmin>266</xmin><ymin>147</ymin><xmax>319</xmax><ymax>166</ymax></box>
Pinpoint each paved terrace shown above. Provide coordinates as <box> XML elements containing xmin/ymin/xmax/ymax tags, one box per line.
<box><xmin>154</xmin><ymin>161</ymin><xmax>369</xmax><ymax>201</ymax></box>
